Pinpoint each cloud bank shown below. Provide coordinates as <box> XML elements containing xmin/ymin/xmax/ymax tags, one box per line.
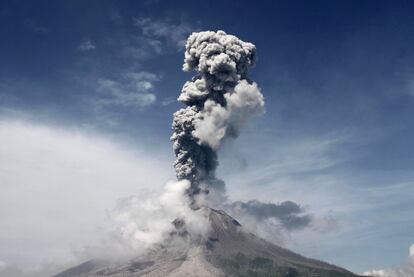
<box><xmin>363</xmin><ymin>244</ymin><xmax>414</xmax><ymax>277</ymax></box>
<box><xmin>0</xmin><ymin>119</ymin><xmax>172</xmax><ymax>276</ymax></box>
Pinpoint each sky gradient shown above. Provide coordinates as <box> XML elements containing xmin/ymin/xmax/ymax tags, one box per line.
<box><xmin>1</xmin><ymin>1</ymin><xmax>414</xmax><ymax>276</ymax></box>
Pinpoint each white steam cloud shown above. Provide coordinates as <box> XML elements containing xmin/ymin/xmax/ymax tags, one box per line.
<box><xmin>82</xmin><ymin>180</ymin><xmax>210</xmax><ymax>262</ymax></box>
<box><xmin>193</xmin><ymin>80</ymin><xmax>264</xmax><ymax>149</ymax></box>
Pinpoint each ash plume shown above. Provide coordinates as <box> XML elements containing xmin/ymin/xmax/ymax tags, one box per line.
<box><xmin>171</xmin><ymin>30</ymin><xmax>264</xmax><ymax>200</ymax></box>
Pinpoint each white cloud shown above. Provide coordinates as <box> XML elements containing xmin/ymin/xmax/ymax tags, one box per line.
<box><xmin>362</xmin><ymin>244</ymin><xmax>414</xmax><ymax>277</ymax></box>
<box><xmin>96</xmin><ymin>71</ymin><xmax>160</xmax><ymax>107</ymax></box>
<box><xmin>24</xmin><ymin>19</ymin><xmax>48</xmax><ymax>34</ymax></box>
<box><xmin>407</xmin><ymin>80</ymin><xmax>414</xmax><ymax>96</ymax></box>
<box><xmin>221</xmin><ymin>133</ymin><xmax>351</xmax><ymax>201</ymax></box>
<box><xmin>77</xmin><ymin>39</ymin><xmax>96</xmax><ymax>51</ymax></box>
<box><xmin>123</xmin><ymin>35</ymin><xmax>164</xmax><ymax>59</ymax></box>
<box><xmin>161</xmin><ymin>97</ymin><xmax>176</xmax><ymax>106</ymax></box>
<box><xmin>0</xmin><ymin>119</ymin><xmax>172</xmax><ymax>276</ymax></box>
<box><xmin>109</xmin><ymin>11</ymin><xmax>123</xmax><ymax>25</ymax></box>
<box><xmin>133</xmin><ymin>17</ymin><xmax>194</xmax><ymax>49</ymax></box>
<box><xmin>113</xmin><ymin>17</ymin><xmax>194</xmax><ymax>62</ymax></box>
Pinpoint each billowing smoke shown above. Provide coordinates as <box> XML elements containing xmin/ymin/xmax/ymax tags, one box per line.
<box><xmin>81</xmin><ymin>180</ymin><xmax>210</xmax><ymax>262</ymax></box>
<box><xmin>222</xmin><ymin>200</ymin><xmax>329</xmax><ymax>246</ymax></box>
<box><xmin>171</xmin><ymin>30</ymin><xmax>264</xmax><ymax>200</ymax></box>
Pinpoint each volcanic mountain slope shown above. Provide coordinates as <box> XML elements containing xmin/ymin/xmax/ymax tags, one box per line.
<box><xmin>55</xmin><ymin>208</ymin><xmax>363</xmax><ymax>277</ymax></box>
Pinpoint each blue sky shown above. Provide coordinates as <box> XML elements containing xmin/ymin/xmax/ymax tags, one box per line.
<box><xmin>1</xmin><ymin>0</ymin><xmax>414</xmax><ymax>275</ymax></box>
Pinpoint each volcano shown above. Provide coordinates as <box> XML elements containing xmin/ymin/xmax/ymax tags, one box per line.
<box><xmin>55</xmin><ymin>208</ymin><xmax>362</xmax><ymax>277</ymax></box>
<box><xmin>55</xmin><ymin>31</ymin><xmax>365</xmax><ymax>277</ymax></box>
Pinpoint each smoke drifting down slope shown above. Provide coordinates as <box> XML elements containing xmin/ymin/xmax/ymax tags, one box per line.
<box><xmin>171</xmin><ymin>30</ymin><xmax>264</xmax><ymax>200</ymax></box>
<box><xmin>56</xmin><ymin>208</ymin><xmax>360</xmax><ymax>277</ymax></box>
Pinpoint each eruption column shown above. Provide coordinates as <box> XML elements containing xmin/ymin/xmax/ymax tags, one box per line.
<box><xmin>171</xmin><ymin>31</ymin><xmax>264</xmax><ymax>200</ymax></box>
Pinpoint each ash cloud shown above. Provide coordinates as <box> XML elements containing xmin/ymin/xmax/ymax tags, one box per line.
<box><xmin>226</xmin><ymin>200</ymin><xmax>312</xmax><ymax>231</ymax></box>
<box><xmin>170</xmin><ymin>31</ymin><xmax>330</xmax><ymax>241</ymax></box>
<box><xmin>171</xmin><ymin>30</ymin><xmax>264</xmax><ymax>200</ymax></box>
<box><xmin>221</xmin><ymin>199</ymin><xmax>339</xmax><ymax>246</ymax></box>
